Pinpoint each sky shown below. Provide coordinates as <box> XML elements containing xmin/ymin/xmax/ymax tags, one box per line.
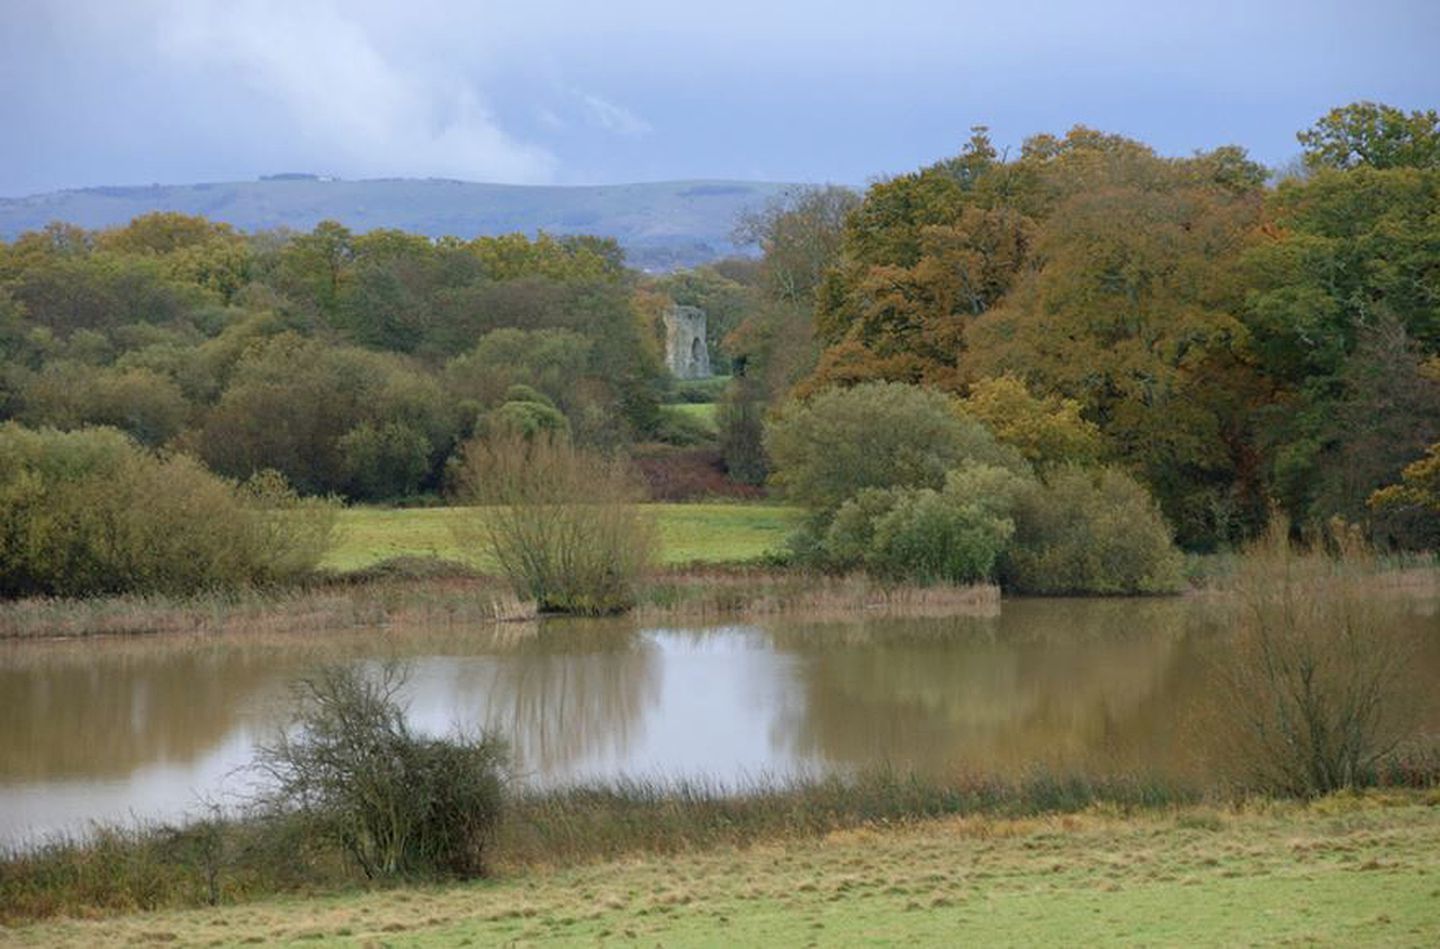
<box><xmin>1</xmin><ymin>0</ymin><xmax>1437</xmax><ymax>196</ymax></box>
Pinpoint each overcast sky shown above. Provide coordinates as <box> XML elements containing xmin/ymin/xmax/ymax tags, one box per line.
<box><xmin>1</xmin><ymin>0</ymin><xmax>1436</xmax><ymax>196</ymax></box>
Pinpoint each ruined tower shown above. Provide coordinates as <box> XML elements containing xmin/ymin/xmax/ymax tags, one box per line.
<box><xmin>663</xmin><ymin>304</ymin><xmax>711</xmax><ymax>379</ymax></box>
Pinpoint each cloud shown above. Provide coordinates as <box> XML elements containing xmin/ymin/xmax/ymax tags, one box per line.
<box><xmin>154</xmin><ymin>0</ymin><xmax>555</xmax><ymax>182</ymax></box>
<box><xmin>579</xmin><ymin>93</ymin><xmax>652</xmax><ymax>137</ymax></box>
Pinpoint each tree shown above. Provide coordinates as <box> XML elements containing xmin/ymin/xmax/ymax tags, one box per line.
<box><xmin>734</xmin><ymin>185</ymin><xmax>860</xmax><ymax>305</ymax></box>
<box><xmin>966</xmin><ymin>181</ymin><xmax>1261</xmax><ymax>546</ymax></box>
<box><xmin>958</xmin><ymin>374</ymin><xmax>1102</xmax><ymax>468</ymax></box>
<box><xmin>279</xmin><ymin>220</ymin><xmax>355</xmax><ymax>319</ymax></box>
<box><xmin>1298</xmin><ymin>101</ymin><xmax>1440</xmax><ymax>171</ymax></box>
<box><xmin>1370</xmin><ymin>441</ymin><xmax>1440</xmax><ymax>525</ymax></box>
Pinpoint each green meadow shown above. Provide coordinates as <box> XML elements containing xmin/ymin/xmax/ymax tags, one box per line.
<box><xmin>323</xmin><ymin>503</ymin><xmax>802</xmax><ymax>572</ymax></box>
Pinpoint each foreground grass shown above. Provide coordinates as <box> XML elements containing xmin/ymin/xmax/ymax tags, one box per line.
<box><xmin>323</xmin><ymin>502</ymin><xmax>801</xmax><ymax>572</ymax></box>
<box><xmin>6</xmin><ymin>792</ymin><xmax>1437</xmax><ymax>947</ymax></box>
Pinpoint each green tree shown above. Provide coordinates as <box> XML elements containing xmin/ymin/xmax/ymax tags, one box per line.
<box><xmin>1298</xmin><ymin>101</ymin><xmax>1440</xmax><ymax>171</ymax></box>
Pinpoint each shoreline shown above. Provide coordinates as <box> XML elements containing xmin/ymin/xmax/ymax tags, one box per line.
<box><xmin>3</xmin><ymin>556</ymin><xmax>1436</xmax><ymax>642</ymax></box>
<box><xmin>0</xmin><ymin>563</ymin><xmax>1005</xmax><ymax>642</ymax></box>
<box><xmin>3</xmin><ymin>784</ymin><xmax>1437</xmax><ymax>938</ymax></box>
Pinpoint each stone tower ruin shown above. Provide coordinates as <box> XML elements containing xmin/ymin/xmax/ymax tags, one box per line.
<box><xmin>663</xmin><ymin>304</ymin><xmax>711</xmax><ymax>379</ymax></box>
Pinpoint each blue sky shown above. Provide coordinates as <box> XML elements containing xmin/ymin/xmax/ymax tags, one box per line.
<box><xmin>1</xmin><ymin>0</ymin><xmax>1436</xmax><ymax>196</ymax></box>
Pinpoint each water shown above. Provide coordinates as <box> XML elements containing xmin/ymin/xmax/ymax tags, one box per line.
<box><xmin>2</xmin><ymin>595</ymin><xmax>1436</xmax><ymax>846</ymax></box>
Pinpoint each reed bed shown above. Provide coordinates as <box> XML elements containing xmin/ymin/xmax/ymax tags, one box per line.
<box><xmin>0</xmin><ymin>563</ymin><xmax>1009</xmax><ymax>640</ymax></box>
<box><xmin>0</xmin><ymin>572</ymin><xmax>533</xmax><ymax>641</ymax></box>
<box><xmin>636</xmin><ymin>569</ymin><xmax>1000</xmax><ymax>622</ymax></box>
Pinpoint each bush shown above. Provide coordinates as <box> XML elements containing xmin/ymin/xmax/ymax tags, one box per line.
<box><xmin>255</xmin><ymin>664</ymin><xmax>508</xmax><ymax>879</ymax></box>
<box><xmin>481</xmin><ymin>396</ymin><xmax>571</xmax><ymax>442</ymax></box>
<box><xmin>671</xmin><ymin>376</ymin><xmax>731</xmax><ymax>403</ymax></box>
<box><xmin>653</xmin><ymin>405</ymin><xmax>716</xmax><ymax>446</ymax></box>
<box><xmin>1003</xmin><ymin>466</ymin><xmax>1184</xmax><ymax>594</ymax></box>
<box><xmin>338</xmin><ymin>421</ymin><xmax>432</xmax><ymax>500</ymax></box>
<box><xmin>765</xmin><ymin>381</ymin><xmax>1024</xmax><ymax>516</ymax></box>
<box><xmin>0</xmin><ymin>424</ymin><xmax>335</xmax><ymax>598</ymax></box>
<box><xmin>452</xmin><ymin>433</ymin><xmax>657</xmax><ymax>614</ymax></box>
<box><xmin>820</xmin><ymin>464</ymin><xmax>1025</xmax><ymax>584</ymax></box>
<box><xmin>1209</xmin><ymin>522</ymin><xmax>1421</xmax><ymax>796</ymax></box>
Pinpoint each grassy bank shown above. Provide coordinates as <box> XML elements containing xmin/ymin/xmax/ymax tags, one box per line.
<box><xmin>5</xmin><ymin>790</ymin><xmax>1437</xmax><ymax>946</ymax></box>
<box><xmin>323</xmin><ymin>502</ymin><xmax>801</xmax><ymax>571</ymax></box>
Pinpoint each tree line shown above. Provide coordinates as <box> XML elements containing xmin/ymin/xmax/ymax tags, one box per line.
<box><xmin>727</xmin><ymin>102</ymin><xmax>1440</xmax><ymax>551</ymax></box>
<box><xmin>0</xmin><ymin>220</ymin><xmax>704</xmax><ymax>502</ymax></box>
<box><xmin>2</xmin><ymin>100</ymin><xmax>1437</xmax><ymax>558</ymax></box>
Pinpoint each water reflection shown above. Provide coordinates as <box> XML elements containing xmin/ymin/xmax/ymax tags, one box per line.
<box><xmin>402</xmin><ymin>621</ymin><xmax>661</xmax><ymax>778</ymax></box>
<box><xmin>765</xmin><ymin>600</ymin><xmax>1210</xmax><ymax>777</ymax></box>
<box><xmin>0</xmin><ymin>591</ymin><xmax>1434</xmax><ymax>845</ymax></box>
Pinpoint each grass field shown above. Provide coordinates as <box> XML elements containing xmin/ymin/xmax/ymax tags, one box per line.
<box><xmin>8</xmin><ymin>794</ymin><xmax>1436</xmax><ymax>947</ymax></box>
<box><xmin>323</xmin><ymin>503</ymin><xmax>801</xmax><ymax>572</ymax></box>
<box><xmin>661</xmin><ymin>401</ymin><xmax>719</xmax><ymax>433</ymax></box>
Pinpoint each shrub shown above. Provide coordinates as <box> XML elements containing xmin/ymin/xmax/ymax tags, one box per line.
<box><xmin>338</xmin><ymin>421</ymin><xmax>432</xmax><ymax>500</ymax></box>
<box><xmin>481</xmin><ymin>397</ymin><xmax>571</xmax><ymax>442</ymax></box>
<box><xmin>452</xmin><ymin>433</ymin><xmax>656</xmax><ymax>614</ymax></box>
<box><xmin>765</xmin><ymin>381</ymin><xmax>1024</xmax><ymax>516</ymax></box>
<box><xmin>653</xmin><ymin>405</ymin><xmax>715</xmax><ymax>446</ymax></box>
<box><xmin>1003</xmin><ymin>466</ymin><xmax>1184</xmax><ymax>594</ymax></box>
<box><xmin>821</xmin><ymin>464</ymin><xmax>1026</xmax><ymax>584</ymax></box>
<box><xmin>671</xmin><ymin>376</ymin><xmax>731</xmax><ymax>403</ymax></box>
<box><xmin>1209</xmin><ymin>521</ymin><xmax>1421</xmax><ymax>796</ymax></box>
<box><xmin>0</xmin><ymin>424</ymin><xmax>335</xmax><ymax>598</ymax></box>
<box><xmin>255</xmin><ymin>664</ymin><xmax>508</xmax><ymax>879</ymax></box>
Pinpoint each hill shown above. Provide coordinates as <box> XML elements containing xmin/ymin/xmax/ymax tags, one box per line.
<box><xmin>0</xmin><ymin>177</ymin><xmax>803</xmax><ymax>271</ymax></box>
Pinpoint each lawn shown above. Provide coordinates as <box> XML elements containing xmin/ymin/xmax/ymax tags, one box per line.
<box><xmin>323</xmin><ymin>502</ymin><xmax>802</xmax><ymax>571</ymax></box>
<box><xmin>9</xmin><ymin>794</ymin><xmax>1437</xmax><ymax>946</ymax></box>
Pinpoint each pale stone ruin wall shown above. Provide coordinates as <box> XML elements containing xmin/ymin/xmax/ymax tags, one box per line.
<box><xmin>664</xmin><ymin>304</ymin><xmax>711</xmax><ymax>379</ymax></box>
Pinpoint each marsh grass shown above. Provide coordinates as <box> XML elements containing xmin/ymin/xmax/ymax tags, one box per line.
<box><xmin>635</xmin><ymin>569</ymin><xmax>1000</xmax><ymax>622</ymax></box>
<box><xmin>0</xmin><ymin>572</ymin><xmax>532</xmax><ymax>640</ymax></box>
<box><xmin>496</xmin><ymin>769</ymin><xmax>1193</xmax><ymax>869</ymax></box>
<box><xmin>0</xmin><ymin>768</ymin><xmax>1192</xmax><ymax>925</ymax></box>
<box><xmin>0</xmin><ymin>564</ymin><xmax>999</xmax><ymax>640</ymax></box>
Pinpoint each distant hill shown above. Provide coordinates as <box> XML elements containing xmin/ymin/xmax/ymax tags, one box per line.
<box><xmin>0</xmin><ymin>177</ymin><xmax>805</xmax><ymax>271</ymax></box>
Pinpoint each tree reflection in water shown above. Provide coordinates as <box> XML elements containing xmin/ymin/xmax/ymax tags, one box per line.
<box><xmin>761</xmin><ymin>599</ymin><xmax>1210</xmax><ymax>779</ymax></box>
<box><xmin>406</xmin><ymin>620</ymin><xmax>660</xmax><ymax>780</ymax></box>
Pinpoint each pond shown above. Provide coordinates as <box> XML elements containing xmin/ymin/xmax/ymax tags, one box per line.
<box><xmin>2</xmin><ymin>593</ymin><xmax>1436</xmax><ymax>846</ymax></box>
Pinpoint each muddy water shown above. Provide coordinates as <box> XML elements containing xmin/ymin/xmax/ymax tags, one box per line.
<box><xmin>2</xmin><ymin>594</ymin><xmax>1436</xmax><ymax>845</ymax></box>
